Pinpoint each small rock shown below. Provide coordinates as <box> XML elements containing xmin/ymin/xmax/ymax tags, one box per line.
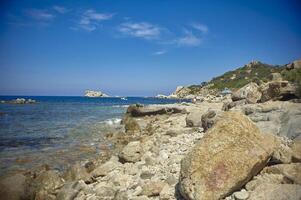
<box><xmin>119</xmin><ymin>141</ymin><xmax>143</xmax><ymax>163</ymax></box>
<box><xmin>142</xmin><ymin>181</ymin><xmax>166</xmax><ymax>197</ymax></box>
<box><xmin>233</xmin><ymin>189</ymin><xmax>249</xmax><ymax>200</ymax></box>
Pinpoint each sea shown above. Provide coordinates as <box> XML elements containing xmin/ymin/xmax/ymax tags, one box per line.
<box><xmin>0</xmin><ymin>96</ymin><xmax>186</xmax><ymax>175</ymax></box>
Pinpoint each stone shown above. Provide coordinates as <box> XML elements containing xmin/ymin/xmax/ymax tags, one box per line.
<box><xmin>32</xmin><ymin>170</ymin><xmax>64</xmax><ymax>200</ymax></box>
<box><xmin>248</xmin><ymin>183</ymin><xmax>301</xmax><ymax>200</ymax></box>
<box><xmin>222</xmin><ymin>99</ymin><xmax>247</xmax><ymax>111</ymax></box>
<box><xmin>119</xmin><ymin>141</ymin><xmax>143</xmax><ymax>163</ymax></box>
<box><xmin>232</xmin><ymin>82</ymin><xmax>262</xmax><ymax>104</ymax></box>
<box><xmin>260</xmin><ymin>81</ymin><xmax>299</xmax><ymax>102</ymax></box>
<box><xmin>233</xmin><ymin>189</ymin><xmax>249</xmax><ymax>200</ymax></box>
<box><xmin>94</xmin><ymin>185</ymin><xmax>116</xmax><ymax>199</ymax></box>
<box><xmin>245</xmin><ymin>173</ymin><xmax>290</xmax><ymax>191</ymax></box>
<box><xmin>291</xmin><ymin>139</ymin><xmax>301</xmax><ymax>162</ymax></box>
<box><xmin>201</xmin><ymin>109</ymin><xmax>222</xmax><ymax>132</ymax></box>
<box><xmin>179</xmin><ymin>112</ymin><xmax>276</xmax><ymax>200</ymax></box>
<box><xmin>63</xmin><ymin>163</ymin><xmax>91</xmax><ymax>183</ymax></box>
<box><xmin>261</xmin><ymin>163</ymin><xmax>301</xmax><ymax>184</ymax></box>
<box><xmin>56</xmin><ymin>181</ymin><xmax>89</xmax><ymax>200</ymax></box>
<box><xmin>142</xmin><ymin>181</ymin><xmax>166</xmax><ymax>197</ymax></box>
<box><xmin>123</xmin><ymin>117</ymin><xmax>141</xmax><ymax>133</ymax></box>
<box><xmin>0</xmin><ymin>173</ymin><xmax>26</xmax><ymax>200</ymax></box>
<box><xmin>186</xmin><ymin>110</ymin><xmax>204</xmax><ymax>127</ymax></box>
<box><xmin>126</xmin><ymin>104</ymin><xmax>183</xmax><ymax>117</ymax></box>
<box><xmin>91</xmin><ymin>156</ymin><xmax>121</xmax><ymax>177</ymax></box>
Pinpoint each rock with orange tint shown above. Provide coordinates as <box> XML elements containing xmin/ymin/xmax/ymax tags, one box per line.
<box><xmin>179</xmin><ymin>111</ymin><xmax>277</xmax><ymax>200</ymax></box>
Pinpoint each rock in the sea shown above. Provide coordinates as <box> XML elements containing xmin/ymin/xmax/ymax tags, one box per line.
<box><xmin>260</xmin><ymin>81</ymin><xmax>299</xmax><ymax>102</ymax></box>
<box><xmin>248</xmin><ymin>183</ymin><xmax>301</xmax><ymax>200</ymax></box>
<box><xmin>0</xmin><ymin>173</ymin><xmax>26</xmax><ymax>200</ymax></box>
<box><xmin>179</xmin><ymin>111</ymin><xmax>276</xmax><ymax>200</ymax></box>
<box><xmin>232</xmin><ymin>82</ymin><xmax>262</xmax><ymax>104</ymax></box>
<box><xmin>84</xmin><ymin>90</ymin><xmax>108</xmax><ymax>97</ymax></box>
<box><xmin>126</xmin><ymin>104</ymin><xmax>183</xmax><ymax>117</ymax></box>
<box><xmin>119</xmin><ymin>141</ymin><xmax>143</xmax><ymax>163</ymax></box>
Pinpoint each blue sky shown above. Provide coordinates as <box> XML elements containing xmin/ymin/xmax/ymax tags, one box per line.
<box><xmin>0</xmin><ymin>0</ymin><xmax>300</xmax><ymax>96</ymax></box>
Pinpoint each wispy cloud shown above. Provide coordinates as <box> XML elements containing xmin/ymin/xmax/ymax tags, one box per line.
<box><xmin>26</xmin><ymin>9</ymin><xmax>55</xmax><ymax>21</ymax></box>
<box><xmin>175</xmin><ymin>30</ymin><xmax>202</xmax><ymax>47</ymax></box>
<box><xmin>191</xmin><ymin>23</ymin><xmax>208</xmax><ymax>34</ymax></box>
<box><xmin>77</xmin><ymin>9</ymin><xmax>114</xmax><ymax>31</ymax></box>
<box><xmin>153</xmin><ymin>50</ymin><xmax>167</xmax><ymax>55</ymax></box>
<box><xmin>118</xmin><ymin>22</ymin><xmax>161</xmax><ymax>40</ymax></box>
<box><xmin>53</xmin><ymin>6</ymin><xmax>68</xmax><ymax>14</ymax></box>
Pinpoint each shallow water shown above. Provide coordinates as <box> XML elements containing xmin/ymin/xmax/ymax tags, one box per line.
<box><xmin>0</xmin><ymin>96</ymin><xmax>185</xmax><ymax>174</ymax></box>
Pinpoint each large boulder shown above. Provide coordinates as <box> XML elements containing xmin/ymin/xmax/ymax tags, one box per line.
<box><xmin>232</xmin><ymin>82</ymin><xmax>262</xmax><ymax>104</ymax></box>
<box><xmin>126</xmin><ymin>104</ymin><xmax>183</xmax><ymax>117</ymax></box>
<box><xmin>179</xmin><ymin>112</ymin><xmax>277</xmax><ymax>200</ymax></box>
<box><xmin>260</xmin><ymin>81</ymin><xmax>299</xmax><ymax>102</ymax></box>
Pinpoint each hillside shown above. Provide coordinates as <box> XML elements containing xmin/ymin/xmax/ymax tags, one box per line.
<box><xmin>171</xmin><ymin>60</ymin><xmax>301</xmax><ymax>98</ymax></box>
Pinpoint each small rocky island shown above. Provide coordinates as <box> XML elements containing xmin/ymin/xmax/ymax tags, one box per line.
<box><xmin>84</xmin><ymin>90</ymin><xmax>109</xmax><ymax>97</ymax></box>
<box><xmin>0</xmin><ymin>98</ymin><xmax>36</xmax><ymax>104</ymax></box>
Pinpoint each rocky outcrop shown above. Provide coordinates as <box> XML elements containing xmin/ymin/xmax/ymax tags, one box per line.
<box><xmin>260</xmin><ymin>81</ymin><xmax>299</xmax><ymax>102</ymax></box>
<box><xmin>232</xmin><ymin>82</ymin><xmax>262</xmax><ymax>103</ymax></box>
<box><xmin>286</xmin><ymin>59</ymin><xmax>301</xmax><ymax>70</ymax></box>
<box><xmin>0</xmin><ymin>98</ymin><xmax>37</xmax><ymax>104</ymax></box>
<box><xmin>179</xmin><ymin>112</ymin><xmax>276</xmax><ymax>200</ymax></box>
<box><xmin>84</xmin><ymin>90</ymin><xmax>108</xmax><ymax>97</ymax></box>
<box><xmin>126</xmin><ymin>104</ymin><xmax>184</xmax><ymax>117</ymax></box>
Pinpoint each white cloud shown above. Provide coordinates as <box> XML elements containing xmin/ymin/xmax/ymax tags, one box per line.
<box><xmin>53</xmin><ymin>6</ymin><xmax>68</xmax><ymax>14</ymax></box>
<box><xmin>191</xmin><ymin>23</ymin><xmax>208</xmax><ymax>34</ymax></box>
<box><xmin>176</xmin><ymin>30</ymin><xmax>202</xmax><ymax>47</ymax></box>
<box><xmin>78</xmin><ymin>9</ymin><xmax>114</xmax><ymax>31</ymax></box>
<box><xmin>118</xmin><ymin>22</ymin><xmax>161</xmax><ymax>39</ymax></box>
<box><xmin>26</xmin><ymin>9</ymin><xmax>55</xmax><ymax>21</ymax></box>
<box><xmin>153</xmin><ymin>50</ymin><xmax>166</xmax><ymax>55</ymax></box>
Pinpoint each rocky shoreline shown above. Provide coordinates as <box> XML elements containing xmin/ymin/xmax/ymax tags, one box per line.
<box><xmin>1</xmin><ymin>94</ymin><xmax>301</xmax><ymax>200</ymax></box>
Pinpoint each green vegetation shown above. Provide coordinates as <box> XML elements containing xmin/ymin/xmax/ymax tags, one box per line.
<box><xmin>208</xmin><ymin>62</ymin><xmax>282</xmax><ymax>90</ymax></box>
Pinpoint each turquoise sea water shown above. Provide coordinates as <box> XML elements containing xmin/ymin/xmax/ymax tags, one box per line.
<box><xmin>0</xmin><ymin>96</ymin><xmax>185</xmax><ymax>174</ymax></box>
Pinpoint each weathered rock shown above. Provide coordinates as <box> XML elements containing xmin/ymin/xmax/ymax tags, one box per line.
<box><xmin>201</xmin><ymin>109</ymin><xmax>222</xmax><ymax>131</ymax></box>
<box><xmin>123</xmin><ymin>117</ymin><xmax>141</xmax><ymax>133</ymax></box>
<box><xmin>233</xmin><ymin>189</ymin><xmax>249</xmax><ymax>200</ymax></box>
<box><xmin>291</xmin><ymin>139</ymin><xmax>301</xmax><ymax>162</ymax></box>
<box><xmin>92</xmin><ymin>156</ymin><xmax>121</xmax><ymax>177</ymax></box>
<box><xmin>126</xmin><ymin>104</ymin><xmax>184</xmax><ymax>117</ymax></box>
<box><xmin>63</xmin><ymin>163</ymin><xmax>91</xmax><ymax>183</ymax></box>
<box><xmin>186</xmin><ymin>110</ymin><xmax>204</xmax><ymax>127</ymax></box>
<box><xmin>84</xmin><ymin>90</ymin><xmax>108</xmax><ymax>97</ymax></box>
<box><xmin>179</xmin><ymin>112</ymin><xmax>276</xmax><ymax>200</ymax></box>
<box><xmin>119</xmin><ymin>141</ymin><xmax>143</xmax><ymax>163</ymax></box>
<box><xmin>261</xmin><ymin>163</ymin><xmax>301</xmax><ymax>184</ymax></box>
<box><xmin>142</xmin><ymin>181</ymin><xmax>166</xmax><ymax>197</ymax></box>
<box><xmin>32</xmin><ymin>170</ymin><xmax>64</xmax><ymax>200</ymax></box>
<box><xmin>260</xmin><ymin>81</ymin><xmax>299</xmax><ymax>102</ymax></box>
<box><xmin>0</xmin><ymin>173</ymin><xmax>26</xmax><ymax>200</ymax></box>
<box><xmin>56</xmin><ymin>181</ymin><xmax>89</xmax><ymax>200</ymax></box>
<box><xmin>286</xmin><ymin>60</ymin><xmax>301</xmax><ymax>70</ymax></box>
<box><xmin>222</xmin><ymin>99</ymin><xmax>247</xmax><ymax>111</ymax></box>
<box><xmin>245</xmin><ymin>173</ymin><xmax>291</xmax><ymax>191</ymax></box>
<box><xmin>232</xmin><ymin>82</ymin><xmax>262</xmax><ymax>104</ymax></box>
<box><xmin>248</xmin><ymin>183</ymin><xmax>301</xmax><ymax>200</ymax></box>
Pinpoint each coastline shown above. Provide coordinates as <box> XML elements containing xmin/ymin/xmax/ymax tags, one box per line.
<box><xmin>1</xmin><ymin>98</ymin><xmax>301</xmax><ymax>199</ymax></box>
